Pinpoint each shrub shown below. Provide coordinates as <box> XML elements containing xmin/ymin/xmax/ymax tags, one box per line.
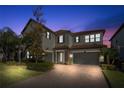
<box><xmin>26</xmin><ymin>62</ymin><xmax>54</xmax><ymax>71</ymax></box>
<box><xmin>101</xmin><ymin>64</ymin><xmax>116</xmax><ymax>70</ymax></box>
<box><xmin>122</xmin><ymin>63</ymin><xmax>124</xmax><ymax>71</ymax></box>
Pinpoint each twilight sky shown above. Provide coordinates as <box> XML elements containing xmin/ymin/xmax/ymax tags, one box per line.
<box><xmin>0</xmin><ymin>5</ymin><xmax>124</xmax><ymax>47</ymax></box>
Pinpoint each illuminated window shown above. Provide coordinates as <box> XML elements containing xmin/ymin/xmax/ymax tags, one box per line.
<box><xmin>75</xmin><ymin>36</ymin><xmax>79</xmax><ymax>43</ymax></box>
<box><xmin>85</xmin><ymin>35</ymin><xmax>89</xmax><ymax>43</ymax></box>
<box><xmin>96</xmin><ymin>34</ymin><xmax>100</xmax><ymax>42</ymax></box>
<box><xmin>46</xmin><ymin>32</ymin><xmax>50</xmax><ymax>39</ymax></box>
<box><xmin>59</xmin><ymin>35</ymin><xmax>63</xmax><ymax>43</ymax></box>
<box><xmin>90</xmin><ymin>35</ymin><xmax>95</xmax><ymax>42</ymax></box>
<box><xmin>27</xmin><ymin>51</ymin><xmax>30</xmax><ymax>59</ymax></box>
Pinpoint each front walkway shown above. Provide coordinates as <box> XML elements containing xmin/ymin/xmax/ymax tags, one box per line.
<box><xmin>11</xmin><ymin>64</ymin><xmax>108</xmax><ymax>88</ymax></box>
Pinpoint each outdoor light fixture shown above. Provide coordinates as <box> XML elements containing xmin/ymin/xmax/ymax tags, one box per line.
<box><xmin>69</xmin><ymin>54</ymin><xmax>73</xmax><ymax>58</ymax></box>
<box><xmin>30</xmin><ymin>56</ymin><xmax>32</xmax><ymax>59</ymax></box>
<box><xmin>42</xmin><ymin>52</ymin><xmax>45</xmax><ymax>56</ymax></box>
<box><xmin>99</xmin><ymin>55</ymin><xmax>104</xmax><ymax>62</ymax></box>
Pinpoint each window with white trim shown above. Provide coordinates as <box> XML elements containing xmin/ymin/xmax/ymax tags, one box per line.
<box><xmin>90</xmin><ymin>34</ymin><xmax>95</xmax><ymax>42</ymax></box>
<box><xmin>85</xmin><ymin>35</ymin><xmax>89</xmax><ymax>43</ymax></box>
<box><xmin>46</xmin><ymin>32</ymin><xmax>50</xmax><ymax>39</ymax></box>
<box><xmin>75</xmin><ymin>36</ymin><xmax>79</xmax><ymax>43</ymax></box>
<box><xmin>96</xmin><ymin>34</ymin><xmax>100</xmax><ymax>42</ymax></box>
<box><xmin>59</xmin><ymin>35</ymin><xmax>63</xmax><ymax>43</ymax></box>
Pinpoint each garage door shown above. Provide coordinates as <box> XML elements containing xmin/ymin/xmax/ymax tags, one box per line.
<box><xmin>73</xmin><ymin>52</ymin><xmax>99</xmax><ymax>65</ymax></box>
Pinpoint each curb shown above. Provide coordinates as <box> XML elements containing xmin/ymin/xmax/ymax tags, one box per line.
<box><xmin>102</xmin><ymin>70</ymin><xmax>112</xmax><ymax>88</ymax></box>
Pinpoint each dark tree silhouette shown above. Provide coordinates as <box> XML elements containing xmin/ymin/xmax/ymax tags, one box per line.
<box><xmin>33</xmin><ymin>6</ymin><xmax>45</xmax><ymax>24</ymax></box>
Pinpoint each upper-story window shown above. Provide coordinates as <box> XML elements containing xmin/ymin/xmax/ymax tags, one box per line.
<box><xmin>75</xmin><ymin>36</ymin><xmax>79</xmax><ymax>43</ymax></box>
<box><xmin>90</xmin><ymin>35</ymin><xmax>95</xmax><ymax>42</ymax></box>
<box><xmin>85</xmin><ymin>35</ymin><xmax>89</xmax><ymax>43</ymax></box>
<box><xmin>96</xmin><ymin>34</ymin><xmax>100</xmax><ymax>42</ymax></box>
<box><xmin>59</xmin><ymin>35</ymin><xmax>63</xmax><ymax>43</ymax></box>
<box><xmin>46</xmin><ymin>32</ymin><xmax>50</xmax><ymax>39</ymax></box>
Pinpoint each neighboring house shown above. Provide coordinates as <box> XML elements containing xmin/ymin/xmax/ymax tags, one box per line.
<box><xmin>22</xmin><ymin>19</ymin><xmax>105</xmax><ymax>65</ymax></box>
<box><xmin>110</xmin><ymin>24</ymin><xmax>124</xmax><ymax>61</ymax></box>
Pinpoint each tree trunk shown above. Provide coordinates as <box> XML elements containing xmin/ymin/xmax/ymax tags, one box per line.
<box><xmin>112</xmin><ymin>59</ymin><xmax>115</xmax><ymax>65</ymax></box>
<box><xmin>107</xmin><ymin>55</ymin><xmax>110</xmax><ymax>64</ymax></box>
<box><xmin>35</xmin><ymin>56</ymin><xmax>38</xmax><ymax>63</ymax></box>
<box><xmin>18</xmin><ymin>49</ymin><xmax>21</xmax><ymax>64</ymax></box>
<box><xmin>1</xmin><ymin>48</ymin><xmax>6</xmax><ymax>62</ymax></box>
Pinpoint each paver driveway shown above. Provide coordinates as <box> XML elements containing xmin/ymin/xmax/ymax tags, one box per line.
<box><xmin>11</xmin><ymin>64</ymin><xmax>108</xmax><ymax>88</ymax></box>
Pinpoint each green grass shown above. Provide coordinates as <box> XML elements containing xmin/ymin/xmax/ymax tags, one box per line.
<box><xmin>103</xmin><ymin>70</ymin><xmax>124</xmax><ymax>88</ymax></box>
<box><xmin>0</xmin><ymin>63</ymin><xmax>42</xmax><ymax>87</ymax></box>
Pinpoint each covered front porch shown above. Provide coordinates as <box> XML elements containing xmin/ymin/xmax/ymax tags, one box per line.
<box><xmin>54</xmin><ymin>49</ymin><xmax>72</xmax><ymax>64</ymax></box>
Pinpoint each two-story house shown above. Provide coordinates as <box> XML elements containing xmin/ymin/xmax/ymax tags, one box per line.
<box><xmin>22</xmin><ymin>19</ymin><xmax>105</xmax><ymax>65</ymax></box>
<box><xmin>110</xmin><ymin>24</ymin><xmax>124</xmax><ymax>61</ymax></box>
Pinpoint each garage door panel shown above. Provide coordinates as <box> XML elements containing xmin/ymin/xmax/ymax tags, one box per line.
<box><xmin>73</xmin><ymin>52</ymin><xmax>99</xmax><ymax>65</ymax></box>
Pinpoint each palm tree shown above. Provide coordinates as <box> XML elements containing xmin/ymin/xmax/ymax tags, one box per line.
<box><xmin>101</xmin><ymin>48</ymin><xmax>118</xmax><ymax>65</ymax></box>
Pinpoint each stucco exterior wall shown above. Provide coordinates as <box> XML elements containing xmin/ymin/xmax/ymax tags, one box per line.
<box><xmin>55</xmin><ymin>32</ymin><xmax>73</xmax><ymax>47</ymax></box>
<box><xmin>42</xmin><ymin>29</ymin><xmax>55</xmax><ymax>51</ymax></box>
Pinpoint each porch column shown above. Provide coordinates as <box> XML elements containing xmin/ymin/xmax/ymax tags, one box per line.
<box><xmin>52</xmin><ymin>52</ymin><xmax>54</xmax><ymax>63</ymax></box>
<box><xmin>55</xmin><ymin>51</ymin><xmax>57</xmax><ymax>63</ymax></box>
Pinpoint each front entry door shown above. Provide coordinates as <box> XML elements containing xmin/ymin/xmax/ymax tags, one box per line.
<box><xmin>58</xmin><ymin>52</ymin><xmax>64</xmax><ymax>63</ymax></box>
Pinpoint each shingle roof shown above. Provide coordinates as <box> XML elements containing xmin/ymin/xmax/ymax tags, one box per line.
<box><xmin>54</xmin><ymin>45</ymin><xmax>70</xmax><ymax>49</ymax></box>
<box><xmin>54</xmin><ymin>44</ymin><xmax>106</xmax><ymax>50</ymax></box>
<box><xmin>71</xmin><ymin>44</ymin><xmax>106</xmax><ymax>49</ymax></box>
<box><xmin>110</xmin><ymin>23</ymin><xmax>124</xmax><ymax>41</ymax></box>
<box><xmin>55</xmin><ymin>30</ymin><xmax>71</xmax><ymax>35</ymax></box>
<box><xmin>21</xmin><ymin>18</ymin><xmax>55</xmax><ymax>34</ymax></box>
<box><xmin>72</xmin><ymin>29</ymin><xmax>105</xmax><ymax>36</ymax></box>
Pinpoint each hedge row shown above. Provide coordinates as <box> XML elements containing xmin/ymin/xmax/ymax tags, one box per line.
<box><xmin>26</xmin><ymin>62</ymin><xmax>54</xmax><ymax>71</ymax></box>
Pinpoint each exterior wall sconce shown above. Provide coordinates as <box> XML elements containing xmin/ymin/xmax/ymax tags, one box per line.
<box><xmin>30</xmin><ymin>56</ymin><xmax>33</xmax><ymax>59</ymax></box>
<box><xmin>69</xmin><ymin>53</ymin><xmax>73</xmax><ymax>65</ymax></box>
<box><xmin>99</xmin><ymin>55</ymin><xmax>104</xmax><ymax>62</ymax></box>
<box><xmin>42</xmin><ymin>52</ymin><xmax>45</xmax><ymax>56</ymax></box>
<box><xmin>69</xmin><ymin>54</ymin><xmax>73</xmax><ymax>58</ymax></box>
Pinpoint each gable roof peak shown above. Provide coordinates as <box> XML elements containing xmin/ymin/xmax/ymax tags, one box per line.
<box><xmin>21</xmin><ymin>18</ymin><xmax>54</xmax><ymax>34</ymax></box>
<box><xmin>110</xmin><ymin>23</ymin><xmax>124</xmax><ymax>41</ymax></box>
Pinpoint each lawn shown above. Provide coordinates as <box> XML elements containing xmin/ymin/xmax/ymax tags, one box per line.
<box><xmin>0</xmin><ymin>63</ymin><xmax>42</xmax><ymax>87</ymax></box>
<box><xmin>103</xmin><ymin>70</ymin><xmax>124</xmax><ymax>88</ymax></box>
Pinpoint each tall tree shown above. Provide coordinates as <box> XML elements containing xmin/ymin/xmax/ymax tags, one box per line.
<box><xmin>23</xmin><ymin>6</ymin><xmax>45</xmax><ymax>63</ymax></box>
<box><xmin>25</xmin><ymin>23</ymin><xmax>44</xmax><ymax>63</ymax></box>
<box><xmin>33</xmin><ymin>6</ymin><xmax>45</xmax><ymax>23</ymax></box>
<box><xmin>0</xmin><ymin>27</ymin><xmax>18</xmax><ymax>62</ymax></box>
